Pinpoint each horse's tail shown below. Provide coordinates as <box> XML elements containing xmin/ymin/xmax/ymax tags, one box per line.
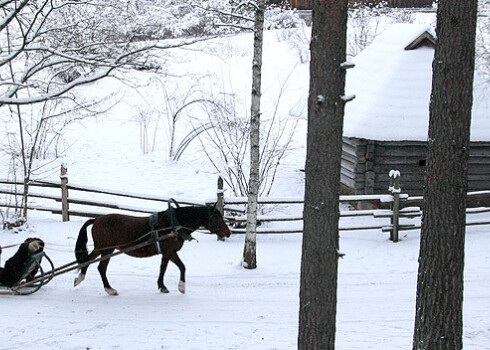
<box><xmin>75</xmin><ymin>218</ymin><xmax>96</xmax><ymax>264</ymax></box>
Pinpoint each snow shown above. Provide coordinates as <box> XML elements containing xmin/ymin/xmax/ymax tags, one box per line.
<box><xmin>1</xmin><ymin>20</ymin><xmax>489</xmax><ymax>350</ymax></box>
<box><xmin>222</xmin><ymin>193</ymin><xmax>407</xmax><ymax>204</ymax></box>
<box><xmin>340</xmin><ymin>94</ymin><xmax>356</xmax><ymax>102</ymax></box>
<box><xmin>389</xmin><ymin>169</ymin><xmax>401</xmax><ymax>178</ymax></box>
<box><xmin>343</xmin><ymin>23</ymin><xmax>490</xmax><ymax>141</ymax></box>
<box><xmin>1</xmin><ymin>221</ymin><xmax>489</xmax><ymax>349</ymax></box>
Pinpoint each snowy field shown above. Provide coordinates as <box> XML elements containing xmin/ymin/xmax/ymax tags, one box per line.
<box><xmin>1</xmin><ymin>16</ymin><xmax>490</xmax><ymax>350</ymax></box>
<box><xmin>0</xmin><ymin>220</ymin><xmax>489</xmax><ymax>350</ymax></box>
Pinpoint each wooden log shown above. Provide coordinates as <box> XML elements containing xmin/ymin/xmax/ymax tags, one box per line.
<box><xmin>60</xmin><ymin>164</ymin><xmax>69</xmax><ymax>222</ymax></box>
<box><xmin>216</xmin><ymin>176</ymin><xmax>225</xmax><ymax>241</ymax></box>
<box><xmin>216</xmin><ymin>176</ymin><xmax>224</xmax><ymax>215</ymax></box>
<box><xmin>0</xmin><ymin>179</ymin><xmax>59</xmax><ymax>188</ymax></box>
<box><xmin>389</xmin><ymin>170</ymin><xmax>401</xmax><ymax>242</ymax></box>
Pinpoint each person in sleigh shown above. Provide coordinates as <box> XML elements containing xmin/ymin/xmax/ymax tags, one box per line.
<box><xmin>0</xmin><ymin>238</ymin><xmax>45</xmax><ymax>287</ymax></box>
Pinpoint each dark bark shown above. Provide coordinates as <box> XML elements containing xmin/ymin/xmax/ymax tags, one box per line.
<box><xmin>412</xmin><ymin>1</ymin><xmax>478</xmax><ymax>350</ymax></box>
<box><xmin>298</xmin><ymin>1</ymin><xmax>348</xmax><ymax>349</ymax></box>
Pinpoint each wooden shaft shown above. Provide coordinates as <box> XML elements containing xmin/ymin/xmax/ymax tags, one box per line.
<box><xmin>13</xmin><ymin>232</ymin><xmax>177</xmax><ymax>290</ymax></box>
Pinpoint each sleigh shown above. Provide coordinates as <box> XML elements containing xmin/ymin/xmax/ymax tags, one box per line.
<box><xmin>0</xmin><ymin>251</ymin><xmax>55</xmax><ymax>295</ymax></box>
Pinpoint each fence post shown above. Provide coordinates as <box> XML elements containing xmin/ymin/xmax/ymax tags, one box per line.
<box><xmin>60</xmin><ymin>164</ymin><xmax>69</xmax><ymax>222</ymax></box>
<box><xmin>216</xmin><ymin>176</ymin><xmax>225</xmax><ymax>241</ymax></box>
<box><xmin>216</xmin><ymin>176</ymin><xmax>224</xmax><ymax>216</ymax></box>
<box><xmin>389</xmin><ymin>170</ymin><xmax>401</xmax><ymax>242</ymax></box>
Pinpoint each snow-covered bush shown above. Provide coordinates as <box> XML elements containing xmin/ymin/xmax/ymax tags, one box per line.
<box><xmin>84</xmin><ymin>0</ymin><xmax>305</xmax><ymax>40</ymax></box>
<box><xmin>2</xmin><ymin>214</ymin><xmax>27</xmax><ymax>231</ymax></box>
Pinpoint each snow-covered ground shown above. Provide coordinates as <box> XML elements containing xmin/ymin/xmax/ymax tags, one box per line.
<box><xmin>1</xmin><ymin>17</ymin><xmax>490</xmax><ymax>350</ymax></box>
<box><xmin>0</xmin><ymin>220</ymin><xmax>489</xmax><ymax>349</ymax></box>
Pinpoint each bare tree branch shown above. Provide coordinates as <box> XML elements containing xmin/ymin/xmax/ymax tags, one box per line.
<box><xmin>0</xmin><ymin>36</ymin><xmax>212</xmax><ymax>106</ymax></box>
<box><xmin>0</xmin><ymin>0</ymin><xmax>29</xmax><ymax>33</ymax></box>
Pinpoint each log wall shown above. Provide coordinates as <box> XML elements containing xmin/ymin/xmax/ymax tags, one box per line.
<box><xmin>342</xmin><ymin>137</ymin><xmax>490</xmax><ymax>195</ymax></box>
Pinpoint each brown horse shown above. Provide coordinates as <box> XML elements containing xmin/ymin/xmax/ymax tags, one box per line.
<box><xmin>73</xmin><ymin>205</ymin><xmax>231</xmax><ymax>296</ymax></box>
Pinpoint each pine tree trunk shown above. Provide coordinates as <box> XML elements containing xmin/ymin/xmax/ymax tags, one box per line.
<box><xmin>298</xmin><ymin>1</ymin><xmax>348</xmax><ymax>349</ymax></box>
<box><xmin>412</xmin><ymin>2</ymin><xmax>478</xmax><ymax>350</ymax></box>
<box><xmin>242</xmin><ymin>0</ymin><xmax>265</xmax><ymax>270</ymax></box>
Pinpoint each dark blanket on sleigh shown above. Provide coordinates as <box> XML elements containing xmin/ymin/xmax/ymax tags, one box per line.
<box><xmin>0</xmin><ymin>238</ymin><xmax>45</xmax><ymax>288</ymax></box>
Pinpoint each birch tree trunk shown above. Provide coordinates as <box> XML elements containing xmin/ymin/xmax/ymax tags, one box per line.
<box><xmin>242</xmin><ymin>0</ymin><xmax>265</xmax><ymax>270</ymax></box>
<box><xmin>298</xmin><ymin>0</ymin><xmax>349</xmax><ymax>348</ymax></box>
<box><xmin>412</xmin><ymin>1</ymin><xmax>478</xmax><ymax>349</ymax></box>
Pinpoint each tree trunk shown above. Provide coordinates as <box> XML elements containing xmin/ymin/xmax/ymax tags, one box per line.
<box><xmin>298</xmin><ymin>1</ymin><xmax>348</xmax><ymax>349</ymax></box>
<box><xmin>242</xmin><ymin>0</ymin><xmax>265</xmax><ymax>270</ymax></box>
<box><xmin>16</xmin><ymin>104</ymin><xmax>29</xmax><ymax>219</ymax></box>
<box><xmin>169</xmin><ymin>117</ymin><xmax>176</xmax><ymax>159</ymax></box>
<box><xmin>412</xmin><ymin>1</ymin><xmax>478</xmax><ymax>350</ymax></box>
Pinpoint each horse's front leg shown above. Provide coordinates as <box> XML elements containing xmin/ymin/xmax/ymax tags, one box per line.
<box><xmin>157</xmin><ymin>255</ymin><xmax>170</xmax><ymax>293</ymax></box>
<box><xmin>169</xmin><ymin>252</ymin><xmax>186</xmax><ymax>294</ymax></box>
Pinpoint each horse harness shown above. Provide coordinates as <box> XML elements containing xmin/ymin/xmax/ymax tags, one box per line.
<box><xmin>148</xmin><ymin>201</ymin><xmax>193</xmax><ymax>253</ymax></box>
<box><xmin>148</xmin><ymin>212</ymin><xmax>163</xmax><ymax>254</ymax></box>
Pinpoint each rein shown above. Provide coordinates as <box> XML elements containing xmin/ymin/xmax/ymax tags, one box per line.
<box><xmin>72</xmin><ymin>225</ymin><xmax>175</xmax><ymax>256</ymax></box>
<box><xmin>72</xmin><ymin>222</ymin><xmax>198</xmax><ymax>256</ymax></box>
<box><xmin>13</xmin><ymin>231</ymin><xmax>181</xmax><ymax>291</ymax></box>
<box><xmin>0</xmin><ymin>243</ymin><xmax>22</xmax><ymax>250</ymax></box>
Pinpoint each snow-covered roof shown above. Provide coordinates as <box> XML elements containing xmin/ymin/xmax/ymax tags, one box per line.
<box><xmin>343</xmin><ymin>23</ymin><xmax>490</xmax><ymax>141</ymax></box>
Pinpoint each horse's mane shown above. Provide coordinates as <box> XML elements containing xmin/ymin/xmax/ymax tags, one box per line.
<box><xmin>160</xmin><ymin>206</ymin><xmax>211</xmax><ymax>230</ymax></box>
<box><xmin>176</xmin><ymin>206</ymin><xmax>210</xmax><ymax>222</ymax></box>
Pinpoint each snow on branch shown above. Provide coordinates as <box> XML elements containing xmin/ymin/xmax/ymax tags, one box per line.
<box><xmin>0</xmin><ymin>37</ymin><xmax>211</xmax><ymax>106</ymax></box>
<box><xmin>340</xmin><ymin>94</ymin><xmax>356</xmax><ymax>103</ymax></box>
<box><xmin>340</xmin><ymin>61</ymin><xmax>355</xmax><ymax>69</ymax></box>
<box><xmin>0</xmin><ymin>69</ymin><xmax>112</xmax><ymax>105</ymax></box>
<box><xmin>214</xmin><ymin>22</ymin><xmax>253</xmax><ymax>31</ymax></box>
<box><xmin>211</xmin><ymin>7</ymin><xmax>255</xmax><ymax>23</ymax></box>
<box><xmin>0</xmin><ymin>0</ymin><xmax>29</xmax><ymax>32</ymax></box>
<box><xmin>190</xmin><ymin>1</ymin><xmax>255</xmax><ymax>23</ymax></box>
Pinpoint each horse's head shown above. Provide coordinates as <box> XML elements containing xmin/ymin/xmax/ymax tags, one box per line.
<box><xmin>206</xmin><ymin>205</ymin><xmax>231</xmax><ymax>239</ymax></box>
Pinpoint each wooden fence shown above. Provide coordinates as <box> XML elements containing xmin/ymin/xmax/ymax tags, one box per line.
<box><xmin>213</xmin><ymin>170</ymin><xmax>416</xmax><ymax>241</ymax></box>
<box><xmin>1</xmin><ymin>166</ymin><xmax>490</xmax><ymax>242</ymax></box>
<box><xmin>220</xmin><ymin>190</ymin><xmax>490</xmax><ymax>241</ymax></box>
<box><xmin>213</xmin><ymin>170</ymin><xmax>490</xmax><ymax>242</ymax></box>
<box><xmin>0</xmin><ymin>165</ymin><xmax>206</xmax><ymax>220</ymax></box>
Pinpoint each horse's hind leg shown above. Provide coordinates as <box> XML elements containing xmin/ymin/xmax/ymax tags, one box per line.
<box><xmin>74</xmin><ymin>250</ymin><xmax>100</xmax><ymax>287</ymax></box>
<box><xmin>157</xmin><ymin>256</ymin><xmax>170</xmax><ymax>293</ymax></box>
<box><xmin>169</xmin><ymin>252</ymin><xmax>186</xmax><ymax>294</ymax></box>
<box><xmin>97</xmin><ymin>249</ymin><xmax>118</xmax><ymax>296</ymax></box>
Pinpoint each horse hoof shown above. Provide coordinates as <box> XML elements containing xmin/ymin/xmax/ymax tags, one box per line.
<box><xmin>104</xmin><ymin>287</ymin><xmax>119</xmax><ymax>296</ymax></box>
<box><xmin>178</xmin><ymin>281</ymin><xmax>186</xmax><ymax>294</ymax></box>
<box><xmin>159</xmin><ymin>287</ymin><xmax>169</xmax><ymax>293</ymax></box>
<box><xmin>74</xmin><ymin>274</ymin><xmax>85</xmax><ymax>287</ymax></box>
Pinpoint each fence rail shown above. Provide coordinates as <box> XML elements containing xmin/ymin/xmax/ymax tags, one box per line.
<box><xmin>0</xmin><ymin>165</ymin><xmax>205</xmax><ymax>219</ymax></box>
<box><xmin>2</xmin><ymin>167</ymin><xmax>490</xmax><ymax>242</ymax></box>
<box><xmin>214</xmin><ymin>171</ymin><xmax>490</xmax><ymax>241</ymax></box>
